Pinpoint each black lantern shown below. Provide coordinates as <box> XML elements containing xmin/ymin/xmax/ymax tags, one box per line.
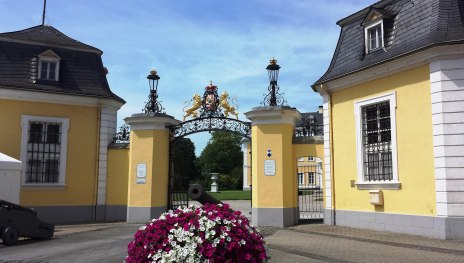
<box><xmin>266</xmin><ymin>57</ymin><xmax>281</xmax><ymax>86</ymax></box>
<box><xmin>144</xmin><ymin>69</ymin><xmax>165</xmax><ymax>114</ymax></box>
<box><xmin>263</xmin><ymin>58</ymin><xmax>285</xmax><ymax>106</ymax></box>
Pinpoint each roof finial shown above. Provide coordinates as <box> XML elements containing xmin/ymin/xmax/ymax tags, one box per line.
<box><xmin>41</xmin><ymin>0</ymin><xmax>47</xmax><ymax>26</ymax></box>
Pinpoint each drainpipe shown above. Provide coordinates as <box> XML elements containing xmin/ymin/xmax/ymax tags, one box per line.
<box><xmin>320</xmin><ymin>84</ymin><xmax>336</xmax><ymax>225</ymax></box>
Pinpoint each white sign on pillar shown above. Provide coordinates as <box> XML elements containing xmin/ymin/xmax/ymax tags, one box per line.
<box><xmin>264</xmin><ymin>160</ymin><xmax>276</xmax><ymax>176</ymax></box>
<box><xmin>136</xmin><ymin>163</ymin><xmax>147</xmax><ymax>184</ymax></box>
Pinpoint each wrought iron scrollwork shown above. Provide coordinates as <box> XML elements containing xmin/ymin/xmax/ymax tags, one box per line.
<box><xmin>144</xmin><ymin>90</ymin><xmax>165</xmax><ymax>114</ymax></box>
<box><xmin>170</xmin><ymin>117</ymin><xmax>251</xmax><ymax>140</ymax></box>
<box><xmin>113</xmin><ymin>124</ymin><xmax>130</xmax><ymax>143</ymax></box>
<box><xmin>262</xmin><ymin>86</ymin><xmax>286</xmax><ymax>107</ymax></box>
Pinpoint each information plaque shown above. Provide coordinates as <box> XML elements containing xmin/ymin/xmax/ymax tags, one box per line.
<box><xmin>264</xmin><ymin>160</ymin><xmax>276</xmax><ymax>176</ymax></box>
<box><xmin>137</xmin><ymin>163</ymin><xmax>147</xmax><ymax>178</ymax></box>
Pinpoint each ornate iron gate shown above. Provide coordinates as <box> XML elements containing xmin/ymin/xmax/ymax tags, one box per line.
<box><xmin>297</xmin><ymin>163</ymin><xmax>323</xmax><ymax>221</ymax></box>
<box><xmin>167</xmin><ymin>117</ymin><xmax>251</xmax><ymax>211</ymax></box>
<box><xmin>167</xmin><ymin>138</ymin><xmax>191</xmax><ymax>210</ymax></box>
<box><xmin>167</xmin><ymin>82</ymin><xmax>251</xmax><ymax>211</ymax></box>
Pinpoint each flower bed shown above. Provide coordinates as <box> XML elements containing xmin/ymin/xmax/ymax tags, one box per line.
<box><xmin>126</xmin><ymin>203</ymin><xmax>269</xmax><ymax>262</ymax></box>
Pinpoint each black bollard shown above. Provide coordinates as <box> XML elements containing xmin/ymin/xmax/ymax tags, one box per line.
<box><xmin>187</xmin><ymin>184</ymin><xmax>222</xmax><ymax>205</ymax></box>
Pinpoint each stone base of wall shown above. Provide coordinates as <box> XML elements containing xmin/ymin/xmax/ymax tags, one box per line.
<box><xmin>105</xmin><ymin>205</ymin><xmax>127</xmax><ymax>222</ymax></box>
<box><xmin>252</xmin><ymin>207</ymin><xmax>298</xmax><ymax>227</ymax></box>
<box><xmin>32</xmin><ymin>205</ymin><xmax>95</xmax><ymax>224</ymax></box>
<box><xmin>324</xmin><ymin>208</ymin><xmax>334</xmax><ymax>225</ymax></box>
<box><xmin>127</xmin><ymin>206</ymin><xmax>166</xmax><ymax>223</ymax></box>
<box><xmin>325</xmin><ymin>209</ymin><xmax>464</xmax><ymax>240</ymax></box>
<box><xmin>30</xmin><ymin>205</ymin><xmax>130</xmax><ymax>224</ymax></box>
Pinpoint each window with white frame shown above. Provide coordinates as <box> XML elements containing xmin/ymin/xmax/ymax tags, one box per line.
<box><xmin>307</xmin><ymin>156</ymin><xmax>314</xmax><ymax>161</ymax></box>
<box><xmin>355</xmin><ymin>93</ymin><xmax>399</xmax><ymax>189</ymax></box>
<box><xmin>38</xmin><ymin>50</ymin><xmax>61</xmax><ymax>81</ymax></box>
<box><xmin>365</xmin><ymin>21</ymin><xmax>384</xmax><ymax>53</ymax></box>
<box><xmin>298</xmin><ymin>173</ymin><xmax>305</xmax><ymax>185</ymax></box>
<box><xmin>21</xmin><ymin>115</ymin><xmax>69</xmax><ymax>185</ymax></box>
<box><xmin>39</xmin><ymin>60</ymin><xmax>58</xmax><ymax>80</ymax></box>
<box><xmin>308</xmin><ymin>172</ymin><xmax>315</xmax><ymax>185</ymax></box>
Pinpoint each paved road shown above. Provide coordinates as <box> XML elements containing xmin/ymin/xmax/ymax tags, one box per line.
<box><xmin>0</xmin><ymin>201</ymin><xmax>252</xmax><ymax>263</ymax></box>
<box><xmin>3</xmin><ymin>222</ymin><xmax>464</xmax><ymax>263</ymax></box>
<box><xmin>2</xmin><ymin>200</ymin><xmax>464</xmax><ymax>263</ymax></box>
<box><xmin>0</xmin><ymin>223</ymin><xmax>138</xmax><ymax>263</ymax></box>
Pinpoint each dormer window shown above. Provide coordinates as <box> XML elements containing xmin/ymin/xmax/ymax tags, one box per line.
<box><xmin>362</xmin><ymin>9</ymin><xmax>387</xmax><ymax>54</ymax></box>
<box><xmin>37</xmin><ymin>49</ymin><xmax>61</xmax><ymax>81</ymax></box>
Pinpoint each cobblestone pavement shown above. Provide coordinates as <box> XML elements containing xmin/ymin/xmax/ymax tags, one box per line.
<box><xmin>1</xmin><ymin>202</ymin><xmax>464</xmax><ymax>262</ymax></box>
<box><xmin>263</xmin><ymin>224</ymin><xmax>464</xmax><ymax>263</ymax></box>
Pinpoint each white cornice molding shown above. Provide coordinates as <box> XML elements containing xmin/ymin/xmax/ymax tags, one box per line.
<box><xmin>244</xmin><ymin>106</ymin><xmax>301</xmax><ymax>126</ymax></box>
<box><xmin>124</xmin><ymin>114</ymin><xmax>181</xmax><ymax>131</ymax></box>
<box><xmin>321</xmin><ymin>44</ymin><xmax>464</xmax><ymax>92</ymax></box>
<box><xmin>0</xmin><ymin>87</ymin><xmax>124</xmax><ymax>108</ymax></box>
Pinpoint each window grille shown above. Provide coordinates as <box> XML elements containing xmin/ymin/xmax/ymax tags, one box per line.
<box><xmin>362</xmin><ymin>102</ymin><xmax>392</xmax><ymax>181</ymax></box>
<box><xmin>26</xmin><ymin>121</ymin><xmax>61</xmax><ymax>183</ymax></box>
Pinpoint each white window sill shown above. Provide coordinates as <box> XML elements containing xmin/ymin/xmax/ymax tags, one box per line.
<box><xmin>356</xmin><ymin>181</ymin><xmax>401</xmax><ymax>190</ymax></box>
<box><xmin>22</xmin><ymin>184</ymin><xmax>66</xmax><ymax>189</ymax></box>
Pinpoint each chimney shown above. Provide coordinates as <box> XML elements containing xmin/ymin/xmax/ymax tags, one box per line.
<box><xmin>318</xmin><ymin>106</ymin><xmax>323</xmax><ymax>114</ymax></box>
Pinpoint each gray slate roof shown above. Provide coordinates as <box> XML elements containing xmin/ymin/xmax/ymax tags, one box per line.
<box><xmin>0</xmin><ymin>25</ymin><xmax>124</xmax><ymax>103</ymax></box>
<box><xmin>312</xmin><ymin>0</ymin><xmax>464</xmax><ymax>90</ymax></box>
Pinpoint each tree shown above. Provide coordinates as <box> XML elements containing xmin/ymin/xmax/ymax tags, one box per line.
<box><xmin>197</xmin><ymin>131</ymin><xmax>243</xmax><ymax>189</ymax></box>
<box><xmin>171</xmin><ymin>138</ymin><xmax>200</xmax><ymax>189</ymax></box>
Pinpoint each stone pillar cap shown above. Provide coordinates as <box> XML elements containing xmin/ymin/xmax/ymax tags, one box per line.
<box><xmin>244</xmin><ymin>106</ymin><xmax>301</xmax><ymax>126</ymax></box>
<box><xmin>124</xmin><ymin>113</ymin><xmax>180</xmax><ymax>131</ymax></box>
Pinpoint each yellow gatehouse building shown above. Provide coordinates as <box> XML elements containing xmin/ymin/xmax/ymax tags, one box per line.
<box><xmin>0</xmin><ymin>25</ymin><xmax>124</xmax><ymax>223</ymax></box>
<box><xmin>313</xmin><ymin>0</ymin><xmax>464</xmax><ymax>239</ymax></box>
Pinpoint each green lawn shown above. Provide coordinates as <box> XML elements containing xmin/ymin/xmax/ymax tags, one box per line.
<box><xmin>207</xmin><ymin>190</ymin><xmax>251</xmax><ymax>200</ymax></box>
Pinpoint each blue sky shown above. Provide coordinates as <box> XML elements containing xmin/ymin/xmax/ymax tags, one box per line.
<box><xmin>0</xmin><ymin>0</ymin><xmax>375</xmax><ymax>155</ymax></box>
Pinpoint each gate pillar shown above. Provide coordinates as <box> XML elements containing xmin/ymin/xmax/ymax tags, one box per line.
<box><xmin>245</xmin><ymin>106</ymin><xmax>301</xmax><ymax>227</ymax></box>
<box><xmin>124</xmin><ymin>113</ymin><xmax>180</xmax><ymax>223</ymax></box>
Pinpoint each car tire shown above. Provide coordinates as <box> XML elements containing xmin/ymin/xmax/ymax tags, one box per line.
<box><xmin>2</xmin><ymin>227</ymin><xmax>19</xmax><ymax>246</ymax></box>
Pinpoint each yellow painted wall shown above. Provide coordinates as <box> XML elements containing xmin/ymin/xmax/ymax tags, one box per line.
<box><xmin>107</xmin><ymin>147</ymin><xmax>130</xmax><ymax>205</ymax></box>
<box><xmin>0</xmin><ymin>99</ymin><xmax>99</xmax><ymax>206</ymax></box>
<box><xmin>293</xmin><ymin>144</ymin><xmax>324</xmax><ymax>163</ymax></box>
<box><xmin>127</xmin><ymin>129</ymin><xmax>170</xmax><ymax>207</ymax></box>
<box><xmin>251</xmin><ymin>123</ymin><xmax>295</xmax><ymax>208</ymax></box>
<box><xmin>331</xmin><ymin>65</ymin><xmax>435</xmax><ymax>215</ymax></box>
